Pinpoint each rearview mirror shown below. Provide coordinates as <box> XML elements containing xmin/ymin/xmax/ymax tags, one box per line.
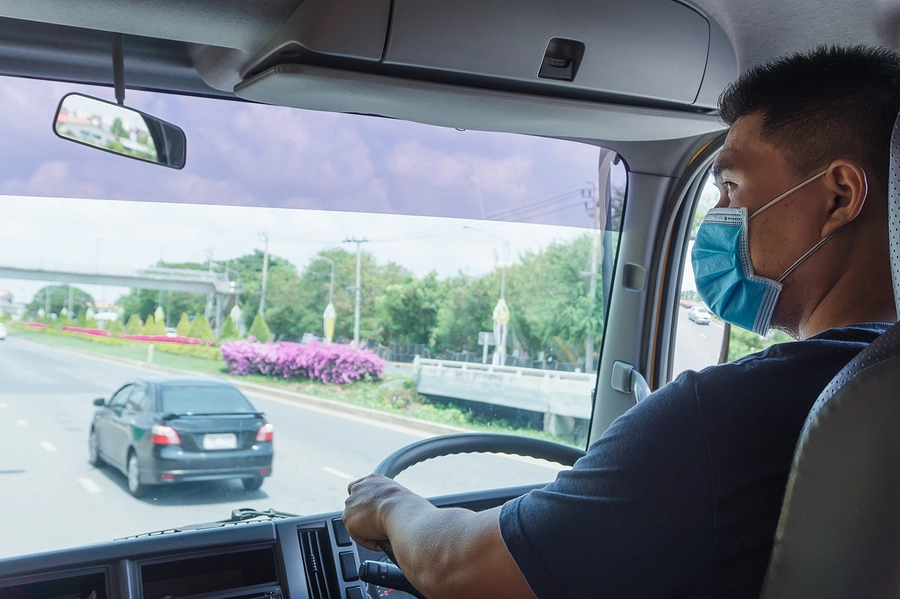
<box><xmin>93</xmin><ymin>398</ymin><xmax>106</xmax><ymax>406</ymax></box>
<box><xmin>53</xmin><ymin>93</ymin><xmax>186</xmax><ymax>169</ymax></box>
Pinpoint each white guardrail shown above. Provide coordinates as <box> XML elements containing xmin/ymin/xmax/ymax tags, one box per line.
<box><xmin>413</xmin><ymin>357</ymin><xmax>595</xmax><ymax>420</ymax></box>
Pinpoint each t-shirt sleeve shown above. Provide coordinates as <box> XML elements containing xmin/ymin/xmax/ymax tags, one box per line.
<box><xmin>499</xmin><ymin>374</ymin><xmax>715</xmax><ymax>599</ymax></box>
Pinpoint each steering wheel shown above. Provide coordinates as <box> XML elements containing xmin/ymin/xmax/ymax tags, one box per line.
<box><xmin>371</xmin><ymin>433</ymin><xmax>586</xmax><ymax>568</ymax></box>
<box><xmin>373</xmin><ymin>432</ymin><xmax>586</xmax><ymax>478</ymax></box>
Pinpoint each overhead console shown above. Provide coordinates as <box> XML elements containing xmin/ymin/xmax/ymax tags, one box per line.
<box><xmin>235</xmin><ymin>0</ymin><xmax>735</xmax><ymax>141</ymax></box>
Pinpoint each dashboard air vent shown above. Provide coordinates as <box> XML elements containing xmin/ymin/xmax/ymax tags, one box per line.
<box><xmin>298</xmin><ymin>526</ymin><xmax>339</xmax><ymax>599</ymax></box>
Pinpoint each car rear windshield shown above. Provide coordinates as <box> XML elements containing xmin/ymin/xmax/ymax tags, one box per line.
<box><xmin>160</xmin><ymin>386</ymin><xmax>257</xmax><ymax>415</ymax></box>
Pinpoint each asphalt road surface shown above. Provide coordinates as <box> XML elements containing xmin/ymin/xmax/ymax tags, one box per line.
<box><xmin>672</xmin><ymin>306</ymin><xmax>725</xmax><ymax>377</ymax></box>
<box><xmin>0</xmin><ymin>336</ymin><xmax>565</xmax><ymax>559</ymax></box>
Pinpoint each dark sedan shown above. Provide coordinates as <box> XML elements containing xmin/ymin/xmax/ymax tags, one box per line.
<box><xmin>88</xmin><ymin>377</ymin><xmax>273</xmax><ymax>497</ymax></box>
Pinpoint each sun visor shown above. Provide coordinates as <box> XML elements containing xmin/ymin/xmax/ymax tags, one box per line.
<box><xmin>239</xmin><ymin>0</ymin><xmax>736</xmax><ymax>111</ymax></box>
<box><xmin>234</xmin><ymin>64</ymin><xmax>725</xmax><ymax>142</ymax></box>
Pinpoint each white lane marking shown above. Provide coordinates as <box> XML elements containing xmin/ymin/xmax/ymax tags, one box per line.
<box><xmin>16</xmin><ymin>419</ymin><xmax>27</xmax><ymax>427</ymax></box>
<box><xmin>40</xmin><ymin>442</ymin><xmax>57</xmax><ymax>453</ymax></box>
<box><xmin>78</xmin><ymin>478</ymin><xmax>102</xmax><ymax>493</ymax></box>
<box><xmin>0</xmin><ymin>402</ymin><xmax>8</xmax><ymax>409</ymax></box>
<box><xmin>323</xmin><ymin>466</ymin><xmax>356</xmax><ymax>481</ymax></box>
<box><xmin>700</xmin><ymin>333</ymin><xmax>707</xmax><ymax>339</ymax></box>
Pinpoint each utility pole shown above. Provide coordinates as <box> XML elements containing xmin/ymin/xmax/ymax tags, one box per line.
<box><xmin>259</xmin><ymin>231</ymin><xmax>269</xmax><ymax>317</ymax></box>
<box><xmin>343</xmin><ymin>238</ymin><xmax>368</xmax><ymax>347</ymax></box>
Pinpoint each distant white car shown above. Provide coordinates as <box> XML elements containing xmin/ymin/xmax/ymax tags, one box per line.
<box><xmin>0</xmin><ymin>322</ymin><xmax>7</xmax><ymax>340</ymax></box>
<box><xmin>688</xmin><ymin>306</ymin><xmax>711</xmax><ymax>325</ymax></box>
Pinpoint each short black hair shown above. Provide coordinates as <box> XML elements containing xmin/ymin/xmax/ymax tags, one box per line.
<box><xmin>718</xmin><ymin>45</ymin><xmax>900</xmax><ymax>187</ymax></box>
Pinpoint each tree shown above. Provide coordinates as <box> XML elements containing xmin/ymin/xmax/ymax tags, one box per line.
<box><xmin>248</xmin><ymin>312</ymin><xmax>272</xmax><ymax>343</ymax></box>
<box><xmin>110</xmin><ymin>117</ymin><xmax>128</xmax><ymax>139</ymax></box>
<box><xmin>504</xmin><ymin>234</ymin><xmax>601</xmax><ymax>361</ymax></box>
<box><xmin>188</xmin><ymin>314</ymin><xmax>214</xmax><ymax>340</ymax></box>
<box><xmin>376</xmin><ymin>272</ymin><xmax>443</xmax><ymax>345</ymax></box>
<box><xmin>27</xmin><ymin>286</ymin><xmax>94</xmax><ymax>320</ymax></box>
<box><xmin>142</xmin><ymin>314</ymin><xmax>156</xmax><ymax>335</ymax></box>
<box><xmin>430</xmin><ymin>272</ymin><xmax>498</xmax><ymax>353</ymax></box>
<box><xmin>142</xmin><ymin>314</ymin><xmax>165</xmax><ymax>335</ymax></box>
<box><xmin>220</xmin><ymin>315</ymin><xmax>240</xmax><ymax>341</ymax></box>
<box><xmin>176</xmin><ymin>312</ymin><xmax>191</xmax><ymax>336</ymax></box>
<box><xmin>125</xmin><ymin>314</ymin><xmax>143</xmax><ymax>334</ymax></box>
<box><xmin>107</xmin><ymin>319</ymin><xmax>124</xmax><ymax>334</ymax></box>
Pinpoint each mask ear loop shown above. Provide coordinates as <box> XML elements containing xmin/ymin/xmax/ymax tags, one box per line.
<box><xmin>750</xmin><ymin>170</ymin><xmax>828</xmax><ymax>221</ymax></box>
<box><xmin>776</xmin><ymin>228</ymin><xmax>840</xmax><ymax>283</ymax></box>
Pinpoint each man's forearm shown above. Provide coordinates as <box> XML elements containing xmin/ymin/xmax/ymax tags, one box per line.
<box><xmin>382</xmin><ymin>497</ymin><xmax>502</xmax><ymax>598</ymax></box>
<box><xmin>344</xmin><ymin>476</ymin><xmax>535</xmax><ymax>599</ymax></box>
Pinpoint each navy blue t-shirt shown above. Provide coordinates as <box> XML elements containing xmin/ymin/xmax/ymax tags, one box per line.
<box><xmin>499</xmin><ymin>323</ymin><xmax>890</xmax><ymax>598</ymax></box>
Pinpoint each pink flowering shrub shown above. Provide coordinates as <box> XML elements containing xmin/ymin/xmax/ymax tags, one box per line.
<box><xmin>61</xmin><ymin>326</ymin><xmax>109</xmax><ymax>337</ymax></box>
<box><xmin>25</xmin><ymin>322</ymin><xmax>48</xmax><ymax>328</ymax></box>
<box><xmin>121</xmin><ymin>334</ymin><xmax>201</xmax><ymax>345</ymax></box>
<box><xmin>221</xmin><ymin>341</ymin><xmax>384</xmax><ymax>384</ymax></box>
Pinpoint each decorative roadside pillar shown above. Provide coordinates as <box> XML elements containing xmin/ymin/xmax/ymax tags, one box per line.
<box><xmin>492</xmin><ymin>297</ymin><xmax>510</xmax><ymax>366</ymax></box>
<box><xmin>323</xmin><ymin>302</ymin><xmax>336</xmax><ymax>344</ymax></box>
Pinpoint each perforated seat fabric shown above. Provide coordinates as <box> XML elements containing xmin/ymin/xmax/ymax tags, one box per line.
<box><xmin>759</xmin><ymin>109</ymin><xmax>900</xmax><ymax>598</ymax></box>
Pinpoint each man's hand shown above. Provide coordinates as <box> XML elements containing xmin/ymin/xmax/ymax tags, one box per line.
<box><xmin>341</xmin><ymin>475</ymin><xmax>536</xmax><ymax>599</ymax></box>
<box><xmin>343</xmin><ymin>474</ymin><xmax>427</xmax><ymax>551</ymax></box>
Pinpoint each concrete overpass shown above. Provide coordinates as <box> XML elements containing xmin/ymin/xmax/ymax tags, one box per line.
<box><xmin>0</xmin><ymin>265</ymin><xmax>236</xmax><ymax>294</ymax></box>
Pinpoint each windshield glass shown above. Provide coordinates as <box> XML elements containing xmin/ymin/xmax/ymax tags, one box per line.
<box><xmin>0</xmin><ymin>75</ymin><xmax>625</xmax><ymax>558</ymax></box>
<box><xmin>160</xmin><ymin>386</ymin><xmax>257</xmax><ymax>414</ymax></box>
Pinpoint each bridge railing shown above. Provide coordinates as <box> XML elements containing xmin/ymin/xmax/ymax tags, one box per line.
<box><xmin>414</xmin><ymin>356</ymin><xmax>595</xmax><ymax>440</ymax></box>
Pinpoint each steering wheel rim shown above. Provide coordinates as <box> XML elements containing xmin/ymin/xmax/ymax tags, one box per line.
<box><xmin>373</xmin><ymin>432</ymin><xmax>586</xmax><ymax>479</ymax></box>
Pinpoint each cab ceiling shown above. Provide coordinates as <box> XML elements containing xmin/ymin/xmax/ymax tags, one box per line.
<box><xmin>0</xmin><ymin>0</ymin><xmax>894</xmax><ymax>172</ymax></box>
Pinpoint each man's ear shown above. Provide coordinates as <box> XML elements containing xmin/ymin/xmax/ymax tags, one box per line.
<box><xmin>821</xmin><ymin>159</ymin><xmax>868</xmax><ymax>237</ymax></box>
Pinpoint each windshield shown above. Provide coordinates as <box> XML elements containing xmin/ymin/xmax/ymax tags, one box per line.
<box><xmin>0</xmin><ymin>75</ymin><xmax>625</xmax><ymax>558</ymax></box>
<box><xmin>160</xmin><ymin>386</ymin><xmax>257</xmax><ymax>414</ymax></box>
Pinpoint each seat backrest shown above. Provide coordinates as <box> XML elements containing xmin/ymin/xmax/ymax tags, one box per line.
<box><xmin>759</xmin><ymin>321</ymin><xmax>900</xmax><ymax>598</ymax></box>
<box><xmin>760</xmin><ymin>109</ymin><xmax>900</xmax><ymax>598</ymax></box>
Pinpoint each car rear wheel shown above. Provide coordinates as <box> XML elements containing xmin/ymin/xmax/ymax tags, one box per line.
<box><xmin>88</xmin><ymin>429</ymin><xmax>104</xmax><ymax>467</ymax></box>
<box><xmin>127</xmin><ymin>452</ymin><xmax>146</xmax><ymax>497</ymax></box>
<box><xmin>242</xmin><ymin>477</ymin><xmax>264</xmax><ymax>491</ymax></box>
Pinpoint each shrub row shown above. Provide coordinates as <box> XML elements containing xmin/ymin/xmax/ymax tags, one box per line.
<box><xmin>220</xmin><ymin>341</ymin><xmax>384</xmax><ymax>384</ymax></box>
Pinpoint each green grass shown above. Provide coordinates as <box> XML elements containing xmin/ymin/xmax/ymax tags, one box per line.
<box><xmin>9</xmin><ymin>326</ymin><xmax>228</xmax><ymax>375</ymax></box>
<box><xmin>10</xmin><ymin>326</ymin><xmax>580</xmax><ymax>446</ymax></box>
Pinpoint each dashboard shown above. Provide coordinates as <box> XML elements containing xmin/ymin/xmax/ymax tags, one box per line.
<box><xmin>0</xmin><ymin>486</ymin><xmax>537</xmax><ymax>599</ymax></box>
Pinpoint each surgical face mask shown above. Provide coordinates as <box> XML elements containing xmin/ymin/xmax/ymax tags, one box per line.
<box><xmin>690</xmin><ymin>169</ymin><xmax>837</xmax><ymax>335</ymax></box>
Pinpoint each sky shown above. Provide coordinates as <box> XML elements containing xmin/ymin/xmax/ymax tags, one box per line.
<box><xmin>0</xmin><ymin>75</ymin><xmax>627</xmax><ymax>308</ymax></box>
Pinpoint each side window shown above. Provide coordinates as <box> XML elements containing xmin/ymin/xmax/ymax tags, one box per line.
<box><xmin>125</xmin><ymin>386</ymin><xmax>147</xmax><ymax>412</ymax></box>
<box><xmin>671</xmin><ymin>170</ymin><xmax>794</xmax><ymax>380</ymax></box>
<box><xmin>109</xmin><ymin>385</ymin><xmax>132</xmax><ymax>408</ymax></box>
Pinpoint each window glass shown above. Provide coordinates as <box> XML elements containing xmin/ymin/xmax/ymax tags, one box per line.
<box><xmin>109</xmin><ymin>385</ymin><xmax>132</xmax><ymax>408</ymax></box>
<box><xmin>672</xmin><ymin>170</ymin><xmax>794</xmax><ymax>381</ymax></box>
<box><xmin>161</xmin><ymin>386</ymin><xmax>257</xmax><ymax>414</ymax></box>
<box><xmin>125</xmin><ymin>386</ymin><xmax>146</xmax><ymax>412</ymax></box>
<box><xmin>0</xmin><ymin>74</ymin><xmax>625</xmax><ymax>557</ymax></box>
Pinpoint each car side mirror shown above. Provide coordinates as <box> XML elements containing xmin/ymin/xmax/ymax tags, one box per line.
<box><xmin>93</xmin><ymin>398</ymin><xmax>106</xmax><ymax>406</ymax></box>
<box><xmin>53</xmin><ymin>93</ymin><xmax>186</xmax><ymax>169</ymax></box>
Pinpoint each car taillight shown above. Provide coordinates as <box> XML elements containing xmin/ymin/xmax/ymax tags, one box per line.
<box><xmin>256</xmin><ymin>423</ymin><xmax>274</xmax><ymax>442</ymax></box>
<box><xmin>151</xmin><ymin>424</ymin><xmax>181</xmax><ymax>445</ymax></box>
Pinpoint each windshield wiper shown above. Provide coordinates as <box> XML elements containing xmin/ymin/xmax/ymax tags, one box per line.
<box><xmin>116</xmin><ymin>508</ymin><xmax>298</xmax><ymax>540</ymax></box>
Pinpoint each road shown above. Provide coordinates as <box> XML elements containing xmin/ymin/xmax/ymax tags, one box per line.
<box><xmin>0</xmin><ymin>336</ymin><xmax>564</xmax><ymax>559</ymax></box>
<box><xmin>672</xmin><ymin>306</ymin><xmax>725</xmax><ymax>377</ymax></box>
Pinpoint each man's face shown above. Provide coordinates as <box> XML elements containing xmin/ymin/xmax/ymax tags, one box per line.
<box><xmin>710</xmin><ymin>113</ymin><xmax>830</xmax><ymax>333</ymax></box>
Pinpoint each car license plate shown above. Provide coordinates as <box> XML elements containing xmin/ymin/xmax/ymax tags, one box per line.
<box><xmin>203</xmin><ymin>433</ymin><xmax>237</xmax><ymax>450</ymax></box>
